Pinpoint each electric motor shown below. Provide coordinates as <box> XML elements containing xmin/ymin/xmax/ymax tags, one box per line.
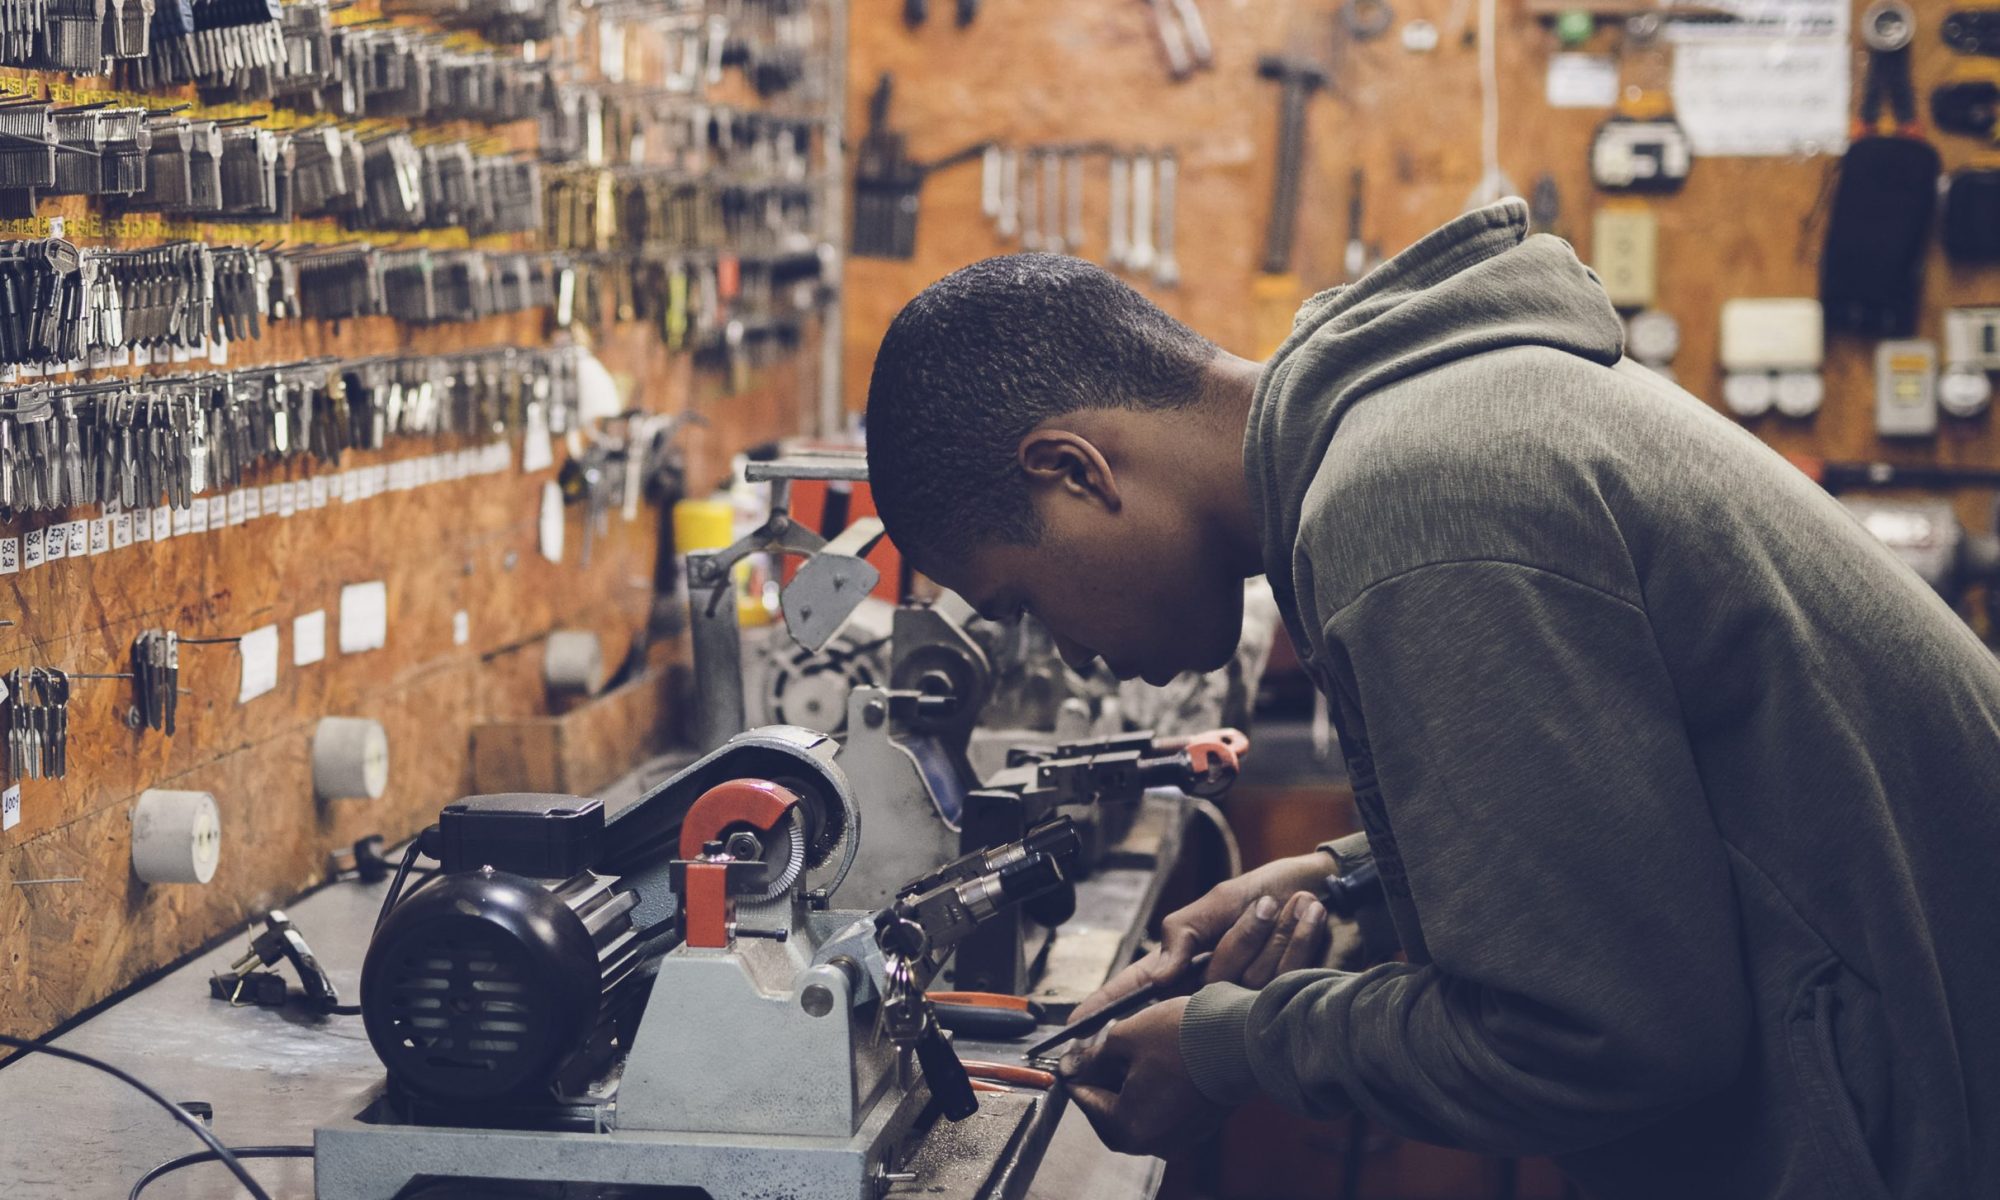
<box><xmin>361</xmin><ymin>868</ymin><xmax>642</xmax><ymax>1108</ymax></box>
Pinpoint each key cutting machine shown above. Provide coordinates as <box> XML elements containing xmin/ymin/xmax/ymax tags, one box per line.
<box><xmin>315</xmin><ymin>725</ymin><xmax>1083</xmax><ymax>1200</ymax></box>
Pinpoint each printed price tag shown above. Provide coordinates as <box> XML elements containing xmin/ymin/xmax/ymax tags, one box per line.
<box><xmin>23</xmin><ymin>529</ymin><xmax>44</xmax><ymax>569</ymax></box>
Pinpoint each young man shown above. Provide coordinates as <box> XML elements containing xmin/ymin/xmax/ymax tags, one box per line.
<box><xmin>862</xmin><ymin>200</ymin><xmax>2000</xmax><ymax>1199</ymax></box>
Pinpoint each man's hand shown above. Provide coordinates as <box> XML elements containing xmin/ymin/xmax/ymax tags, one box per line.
<box><xmin>1060</xmin><ymin>996</ymin><xmax>1225</xmax><ymax>1157</ymax></box>
<box><xmin>1071</xmin><ymin>851</ymin><xmax>1334</xmax><ymax>1022</ymax></box>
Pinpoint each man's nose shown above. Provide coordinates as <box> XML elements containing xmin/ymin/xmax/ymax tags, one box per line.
<box><xmin>1051</xmin><ymin>633</ymin><xmax>1098</xmax><ymax>672</ymax></box>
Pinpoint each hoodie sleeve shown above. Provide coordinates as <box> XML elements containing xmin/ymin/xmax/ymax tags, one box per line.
<box><xmin>1179</xmin><ymin>559</ymin><xmax>1748</xmax><ymax>1157</ymax></box>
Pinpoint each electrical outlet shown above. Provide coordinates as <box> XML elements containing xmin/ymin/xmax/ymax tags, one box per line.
<box><xmin>1592</xmin><ymin>206</ymin><xmax>1657</xmax><ymax>308</ymax></box>
<box><xmin>1876</xmin><ymin>340</ymin><xmax>1939</xmax><ymax>437</ymax></box>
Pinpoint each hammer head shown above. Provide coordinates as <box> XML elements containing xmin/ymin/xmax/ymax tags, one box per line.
<box><xmin>1258</xmin><ymin>54</ymin><xmax>1328</xmax><ymax>89</ymax></box>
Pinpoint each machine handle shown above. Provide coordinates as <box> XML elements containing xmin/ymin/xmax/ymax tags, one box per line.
<box><xmin>916</xmin><ymin>1020</ymin><xmax>980</xmax><ymax>1121</ymax></box>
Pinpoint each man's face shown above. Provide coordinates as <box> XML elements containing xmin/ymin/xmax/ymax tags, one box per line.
<box><xmin>939</xmin><ymin>486</ymin><xmax>1246</xmax><ymax>686</ymax></box>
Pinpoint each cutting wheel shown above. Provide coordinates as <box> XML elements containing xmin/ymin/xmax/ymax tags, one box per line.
<box><xmin>746</xmin><ymin>809</ymin><xmax>809</xmax><ymax>901</ymax></box>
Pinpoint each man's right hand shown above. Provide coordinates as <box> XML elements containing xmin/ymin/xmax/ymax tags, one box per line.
<box><xmin>1070</xmin><ymin>850</ymin><xmax>1336</xmax><ymax>1022</ymax></box>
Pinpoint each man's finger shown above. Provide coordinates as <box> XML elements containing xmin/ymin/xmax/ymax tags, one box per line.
<box><xmin>1274</xmin><ymin>899</ymin><xmax>1328</xmax><ymax>975</ymax></box>
<box><xmin>1058</xmin><ymin>1025</ymin><xmax>1131</xmax><ymax>1088</ymax></box>
<box><xmin>1205</xmin><ymin>894</ymin><xmax>1281</xmax><ymax>983</ymax></box>
<box><xmin>1066</xmin><ymin>1082</ymin><xmax>1133</xmax><ymax>1152</ymax></box>
<box><xmin>1240</xmin><ymin>892</ymin><xmax>1320</xmax><ymax>984</ymax></box>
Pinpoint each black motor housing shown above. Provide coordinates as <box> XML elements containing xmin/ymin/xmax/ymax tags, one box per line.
<box><xmin>361</xmin><ymin>868</ymin><xmax>640</xmax><ymax>1109</ymax></box>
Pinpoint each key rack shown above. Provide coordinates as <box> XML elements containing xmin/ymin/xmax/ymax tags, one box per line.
<box><xmin>0</xmin><ymin>0</ymin><xmax>848</xmax><ymax>1041</ymax></box>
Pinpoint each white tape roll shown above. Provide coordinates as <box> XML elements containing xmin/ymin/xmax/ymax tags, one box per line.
<box><xmin>131</xmin><ymin>790</ymin><xmax>221</xmax><ymax>885</ymax></box>
<box><xmin>544</xmin><ymin>630</ymin><xmax>606</xmax><ymax>696</ymax></box>
<box><xmin>314</xmin><ymin>716</ymin><xmax>390</xmax><ymax>800</ymax></box>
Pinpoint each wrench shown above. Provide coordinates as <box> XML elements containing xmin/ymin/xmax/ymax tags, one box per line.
<box><xmin>1154</xmin><ymin>150</ymin><xmax>1180</xmax><ymax>287</ymax></box>
<box><xmin>1108</xmin><ymin>152</ymin><xmax>1130</xmax><ymax>268</ymax></box>
<box><xmin>1129</xmin><ymin>151</ymin><xmax>1156</xmax><ymax>273</ymax></box>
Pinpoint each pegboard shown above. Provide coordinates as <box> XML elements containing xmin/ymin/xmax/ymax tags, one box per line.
<box><xmin>844</xmin><ymin>0</ymin><xmax>2000</xmax><ymax>550</ymax></box>
<box><xmin>0</xmin><ymin>0</ymin><xmax>840</xmax><ymax>1039</ymax></box>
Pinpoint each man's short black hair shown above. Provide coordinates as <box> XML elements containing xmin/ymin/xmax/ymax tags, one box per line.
<box><xmin>865</xmin><ymin>253</ymin><xmax>1218</xmax><ymax>573</ymax></box>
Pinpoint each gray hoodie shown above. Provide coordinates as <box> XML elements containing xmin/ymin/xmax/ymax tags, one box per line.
<box><xmin>1180</xmin><ymin>200</ymin><xmax>2000</xmax><ymax>1199</ymax></box>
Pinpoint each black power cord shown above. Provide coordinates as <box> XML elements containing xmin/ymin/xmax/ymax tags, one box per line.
<box><xmin>128</xmin><ymin>1145</ymin><xmax>312</xmax><ymax>1200</ymax></box>
<box><xmin>0</xmin><ymin>1034</ymin><xmax>275</xmax><ymax>1200</ymax></box>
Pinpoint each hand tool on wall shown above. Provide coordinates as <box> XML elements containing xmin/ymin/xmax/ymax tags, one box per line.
<box><xmin>1144</xmin><ymin>0</ymin><xmax>1213</xmax><ymax>80</ymax></box>
<box><xmin>1128</xmin><ymin>150</ymin><xmax>1156</xmax><ymax>273</ymax></box>
<box><xmin>1154</xmin><ymin>148</ymin><xmax>1180</xmax><ymax>287</ymax></box>
<box><xmin>1343</xmin><ymin>166</ymin><xmax>1378</xmax><ymax>281</ymax></box>
<box><xmin>1254</xmin><ymin>54</ymin><xmax>1328</xmax><ymax>353</ymax></box>
<box><xmin>1108</xmin><ymin>151</ymin><xmax>1130</xmax><ymax>267</ymax></box>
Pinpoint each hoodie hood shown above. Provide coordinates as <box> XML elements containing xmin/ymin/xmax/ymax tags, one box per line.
<box><xmin>1243</xmin><ymin>198</ymin><xmax>1625</xmax><ymax>630</ymax></box>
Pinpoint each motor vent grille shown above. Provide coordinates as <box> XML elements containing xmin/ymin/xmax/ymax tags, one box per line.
<box><xmin>378</xmin><ymin>931</ymin><xmax>547</xmax><ymax>1092</ymax></box>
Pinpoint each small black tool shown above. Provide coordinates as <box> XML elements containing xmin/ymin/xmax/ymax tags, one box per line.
<box><xmin>1026</xmin><ymin>951</ymin><xmax>1214</xmax><ymax>1065</ymax></box>
<box><xmin>210</xmin><ymin>910</ymin><xmax>345</xmax><ymax>1013</ymax></box>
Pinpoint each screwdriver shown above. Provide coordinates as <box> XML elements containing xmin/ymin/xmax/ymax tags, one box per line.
<box><xmin>1025</xmin><ymin>951</ymin><xmax>1213</xmax><ymax>1067</ymax></box>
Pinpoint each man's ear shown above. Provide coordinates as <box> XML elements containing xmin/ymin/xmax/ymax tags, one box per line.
<box><xmin>1017</xmin><ymin>430</ymin><xmax>1122</xmax><ymax>513</ymax></box>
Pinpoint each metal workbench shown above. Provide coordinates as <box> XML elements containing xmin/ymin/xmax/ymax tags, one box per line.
<box><xmin>0</xmin><ymin>762</ymin><xmax>1181</xmax><ymax>1200</ymax></box>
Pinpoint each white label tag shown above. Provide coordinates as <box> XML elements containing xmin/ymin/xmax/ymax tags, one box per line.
<box><xmin>453</xmin><ymin>609</ymin><xmax>470</xmax><ymax>646</ymax></box>
<box><xmin>311</xmin><ymin>476</ymin><xmax>328</xmax><ymax>508</ymax></box>
<box><xmin>280</xmin><ymin>481</ymin><xmax>297</xmax><ymax>517</ymax></box>
<box><xmin>1546</xmin><ymin>53</ymin><xmax>1620</xmax><ymax>108</ymax></box>
<box><xmin>66</xmin><ymin>521</ymin><xmax>88</xmax><ymax>558</ymax></box>
<box><xmin>228</xmin><ymin>491</ymin><xmax>246</xmax><ymax>526</ymax></box>
<box><xmin>22</xmin><ymin>529</ymin><xmax>43</xmax><ymax>570</ymax></box>
<box><xmin>293</xmin><ymin>609</ymin><xmax>327</xmax><ymax>666</ymax></box>
<box><xmin>2</xmin><ymin>784</ymin><xmax>18</xmax><ymax>832</ymax></box>
<box><xmin>0</xmin><ymin>537</ymin><xmax>18</xmax><ymax>574</ymax></box>
<box><xmin>539</xmin><ymin>481</ymin><xmax>565</xmax><ymax>563</ymax></box>
<box><xmin>88</xmin><ymin>518</ymin><xmax>108</xmax><ymax>555</ymax></box>
<box><xmin>238</xmin><ymin>623</ymin><xmax>280</xmax><ymax>703</ymax></box>
<box><xmin>147</xmin><ymin>506</ymin><xmax>167</xmax><ymax>541</ymax></box>
<box><xmin>209</xmin><ymin>334</ymin><xmax>228</xmax><ymax>366</ymax></box>
<box><xmin>133</xmin><ymin>344</ymin><xmax>152</xmax><ymax>367</ymax></box>
<box><xmin>522</xmin><ymin>403</ymin><xmax>554</xmax><ymax>472</ymax></box>
<box><xmin>261</xmin><ymin>483</ymin><xmax>279</xmax><ymax>515</ymax></box>
<box><xmin>112</xmin><ymin>513</ymin><xmax>132</xmax><ymax>549</ymax></box>
<box><xmin>244</xmin><ymin>489</ymin><xmax>261</xmax><ymax>521</ymax></box>
<box><xmin>339</xmin><ymin>581</ymin><xmax>389</xmax><ymax>654</ymax></box>
<box><xmin>44</xmin><ymin>525</ymin><xmax>65</xmax><ymax>562</ymax></box>
<box><xmin>189</xmin><ymin>498</ymin><xmax>209</xmax><ymax>534</ymax></box>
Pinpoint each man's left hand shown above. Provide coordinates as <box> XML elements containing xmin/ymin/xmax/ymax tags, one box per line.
<box><xmin>1058</xmin><ymin>995</ymin><xmax>1229</xmax><ymax>1157</ymax></box>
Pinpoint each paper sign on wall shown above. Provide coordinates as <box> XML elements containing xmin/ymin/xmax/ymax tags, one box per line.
<box><xmin>239</xmin><ymin>624</ymin><xmax>280</xmax><ymax>703</ymax></box>
<box><xmin>294</xmin><ymin>610</ymin><xmax>327</xmax><ymax>666</ymax></box>
<box><xmin>339</xmin><ymin>582</ymin><xmax>389</xmax><ymax>654</ymax></box>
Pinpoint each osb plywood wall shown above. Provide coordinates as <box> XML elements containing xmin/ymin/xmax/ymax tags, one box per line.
<box><xmin>843</xmin><ymin>0</ymin><xmax>2000</xmax><ymax>542</ymax></box>
<box><xmin>0</xmin><ymin>44</ymin><xmax>826</xmax><ymax>1039</ymax></box>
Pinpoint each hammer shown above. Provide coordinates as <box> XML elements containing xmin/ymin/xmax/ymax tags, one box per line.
<box><xmin>1257</xmin><ymin>55</ymin><xmax>1328</xmax><ymax>276</ymax></box>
